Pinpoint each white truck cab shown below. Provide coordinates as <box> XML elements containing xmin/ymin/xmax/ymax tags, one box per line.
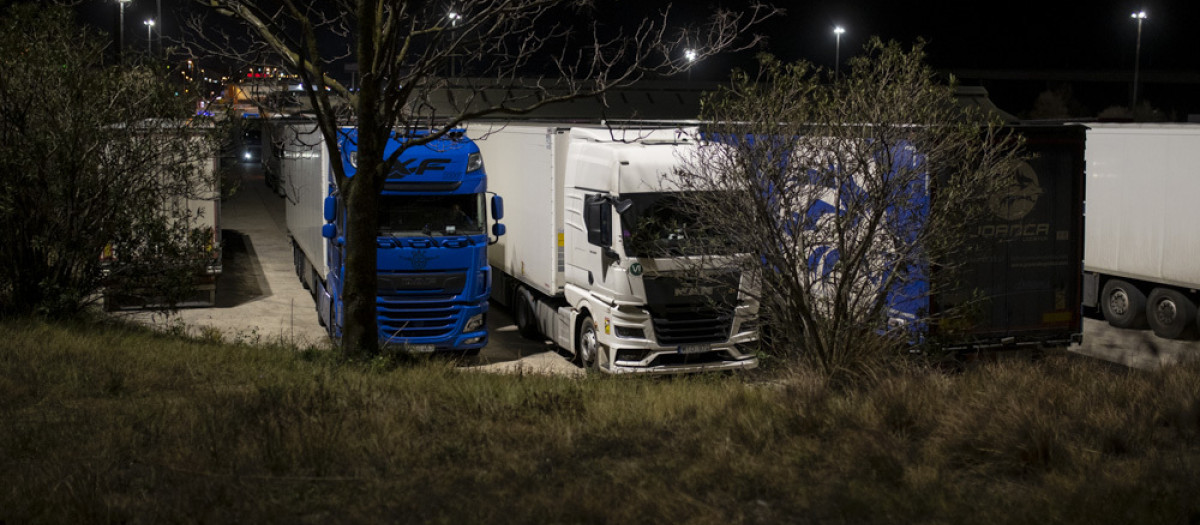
<box><xmin>475</xmin><ymin>123</ymin><xmax>759</xmax><ymax>374</ymax></box>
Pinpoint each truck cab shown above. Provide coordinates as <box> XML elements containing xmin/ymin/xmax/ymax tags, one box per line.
<box><xmin>562</xmin><ymin>128</ymin><xmax>759</xmax><ymax>372</ymax></box>
<box><xmin>287</xmin><ymin>125</ymin><xmax>502</xmax><ymax>353</ymax></box>
<box><xmin>475</xmin><ymin>123</ymin><xmax>758</xmax><ymax>374</ymax></box>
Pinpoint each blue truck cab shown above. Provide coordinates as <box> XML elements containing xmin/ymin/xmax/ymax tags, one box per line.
<box><xmin>287</xmin><ymin>125</ymin><xmax>503</xmax><ymax>353</ymax></box>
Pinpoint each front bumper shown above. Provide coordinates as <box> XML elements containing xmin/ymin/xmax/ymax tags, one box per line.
<box><xmin>597</xmin><ymin>305</ymin><xmax>759</xmax><ymax>374</ymax></box>
<box><xmin>378</xmin><ymin>302</ymin><xmax>488</xmax><ymax>352</ymax></box>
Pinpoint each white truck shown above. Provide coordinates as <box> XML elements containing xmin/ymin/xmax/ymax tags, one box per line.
<box><xmin>1083</xmin><ymin>123</ymin><xmax>1200</xmax><ymax>340</ymax></box>
<box><xmin>470</xmin><ymin>123</ymin><xmax>759</xmax><ymax>373</ymax></box>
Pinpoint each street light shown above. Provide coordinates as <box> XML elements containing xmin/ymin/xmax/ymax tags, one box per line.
<box><xmin>833</xmin><ymin>26</ymin><xmax>846</xmax><ymax>79</ymax></box>
<box><xmin>115</xmin><ymin>0</ymin><xmax>131</xmax><ymax>56</ymax></box>
<box><xmin>1130</xmin><ymin>10</ymin><xmax>1147</xmax><ymax>113</ymax></box>
<box><xmin>684</xmin><ymin>48</ymin><xmax>697</xmax><ymax>80</ymax></box>
<box><xmin>144</xmin><ymin>19</ymin><xmax>155</xmax><ymax>56</ymax></box>
<box><xmin>447</xmin><ymin>11</ymin><xmax>462</xmax><ymax>76</ymax></box>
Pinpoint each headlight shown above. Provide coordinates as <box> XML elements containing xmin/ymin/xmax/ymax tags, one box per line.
<box><xmin>614</xmin><ymin>325</ymin><xmax>644</xmax><ymax>339</ymax></box>
<box><xmin>464</xmin><ymin>313</ymin><xmax>485</xmax><ymax>332</ymax></box>
<box><xmin>467</xmin><ymin>152</ymin><xmax>483</xmax><ymax>172</ymax></box>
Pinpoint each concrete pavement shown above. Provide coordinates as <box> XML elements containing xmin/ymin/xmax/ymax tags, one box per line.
<box><xmin>118</xmin><ymin>161</ymin><xmax>580</xmax><ymax>376</ymax></box>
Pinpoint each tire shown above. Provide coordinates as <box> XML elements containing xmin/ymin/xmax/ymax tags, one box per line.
<box><xmin>294</xmin><ymin>243</ymin><xmax>310</xmax><ymax>290</ymax></box>
<box><xmin>575</xmin><ymin>314</ymin><xmax>601</xmax><ymax>371</ymax></box>
<box><xmin>514</xmin><ymin>291</ymin><xmax>541</xmax><ymax>340</ymax></box>
<box><xmin>310</xmin><ymin>268</ymin><xmax>320</xmax><ymax>300</ymax></box>
<box><xmin>1146</xmin><ymin>288</ymin><xmax>1199</xmax><ymax>340</ymax></box>
<box><xmin>1100</xmin><ymin>279</ymin><xmax>1147</xmax><ymax>329</ymax></box>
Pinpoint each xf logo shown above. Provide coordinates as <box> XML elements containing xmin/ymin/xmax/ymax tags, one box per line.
<box><xmin>395</xmin><ymin>158</ymin><xmax>451</xmax><ymax>175</ymax></box>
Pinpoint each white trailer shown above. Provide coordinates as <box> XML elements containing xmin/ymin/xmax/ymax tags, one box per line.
<box><xmin>279</xmin><ymin>123</ymin><xmax>332</xmax><ymax>299</ymax></box>
<box><xmin>471</xmin><ymin>122</ymin><xmax>759</xmax><ymax>373</ymax></box>
<box><xmin>103</xmin><ymin>124</ymin><xmax>222</xmax><ymax>308</ymax></box>
<box><xmin>1083</xmin><ymin>123</ymin><xmax>1200</xmax><ymax>340</ymax></box>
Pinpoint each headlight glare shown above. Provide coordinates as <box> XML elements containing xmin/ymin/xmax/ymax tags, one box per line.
<box><xmin>464</xmin><ymin>313</ymin><xmax>485</xmax><ymax>332</ymax></box>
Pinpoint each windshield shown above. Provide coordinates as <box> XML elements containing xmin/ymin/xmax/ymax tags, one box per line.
<box><xmin>620</xmin><ymin>192</ymin><xmax>736</xmax><ymax>257</ymax></box>
<box><xmin>378</xmin><ymin>193</ymin><xmax>485</xmax><ymax>236</ymax></box>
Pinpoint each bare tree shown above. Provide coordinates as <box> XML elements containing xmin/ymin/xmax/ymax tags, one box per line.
<box><xmin>670</xmin><ymin>40</ymin><xmax>1022</xmax><ymax>380</ymax></box>
<box><xmin>185</xmin><ymin>0</ymin><xmax>777</xmax><ymax>356</ymax></box>
<box><xmin>0</xmin><ymin>4</ymin><xmax>222</xmax><ymax>318</ymax></box>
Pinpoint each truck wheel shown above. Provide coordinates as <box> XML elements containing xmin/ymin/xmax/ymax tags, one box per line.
<box><xmin>575</xmin><ymin>315</ymin><xmax>600</xmax><ymax>370</ymax></box>
<box><xmin>1146</xmin><ymin>288</ymin><xmax>1199</xmax><ymax>340</ymax></box>
<box><xmin>514</xmin><ymin>292</ymin><xmax>541</xmax><ymax>340</ymax></box>
<box><xmin>294</xmin><ymin>243</ymin><xmax>310</xmax><ymax>290</ymax></box>
<box><xmin>1101</xmin><ymin>279</ymin><xmax>1147</xmax><ymax>329</ymax></box>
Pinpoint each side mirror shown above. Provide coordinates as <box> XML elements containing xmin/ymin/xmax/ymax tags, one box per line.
<box><xmin>491</xmin><ymin>195</ymin><xmax>504</xmax><ymax>220</ymax></box>
<box><xmin>614</xmin><ymin>198</ymin><xmax>633</xmax><ymax>215</ymax></box>
<box><xmin>489</xmin><ymin>223</ymin><xmax>506</xmax><ymax>245</ymax></box>
<box><xmin>584</xmin><ymin>195</ymin><xmax>612</xmax><ymax>247</ymax></box>
<box><xmin>321</xmin><ymin>223</ymin><xmax>337</xmax><ymax>239</ymax></box>
<box><xmin>323</xmin><ymin>195</ymin><xmax>336</xmax><ymax>222</ymax></box>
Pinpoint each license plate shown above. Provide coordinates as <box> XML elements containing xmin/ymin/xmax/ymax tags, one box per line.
<box><xmin>407</xmin><ymin>344</ymin><xmax>436</xmax><ymax>353</ymax></box>
<box><xmin>677</xmin><ymin>344</ymin><xmax>711</xmax><ymax>354</ymax></box>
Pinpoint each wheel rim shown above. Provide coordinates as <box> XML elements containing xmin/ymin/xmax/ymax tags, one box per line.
<box><xmin>580</xmin><ymin>321</ymin><xmax>598</xmax><ymax>367</ymax></box>
<box><xmin>1108</xmin><ymin>289</ymin><xmax>1130</xmax><ymax>316</ymax></box>
<box><xmin>1154</xmin><ymin>298</ymin><xmax>1178</xmax><ymax>326</ymax></box>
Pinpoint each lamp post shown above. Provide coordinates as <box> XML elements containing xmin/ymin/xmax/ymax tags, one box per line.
<box><xmin>1130</xmin><ymin>10</ymin><xmax>1147</xmax><ymax>113</ymax></box>
<box><xmin>685</xmin><ymin>48</ymin><xmax>697</xmax><ymax>80</ymax></box>
<box><xmin>116</xmin><ymin>0</ymin><xmax>131</xmax><ymax>57</ymax></box>
<box><xmin>447</xmin><ymin>11</ymin><xmax>461</xmax><ymax>76</ymax></box>
<box><xmin>833</xmin><ymin>26</ymin><xmax>846</xmax><ymax>79</ymax></box>
<box><xmin>144</xmin><ymin>19</ymin><xmax>155</xmax><ymax>56</ymax></box>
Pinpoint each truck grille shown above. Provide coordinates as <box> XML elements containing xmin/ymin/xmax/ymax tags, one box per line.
<box><xmin>642</xmin><ymin>272</ymin><xmax>739</xmax><ymax>345</ymax></box>
<box><xmin>377</xmin><ymin>295</ymin><xmax>461</xmax><ymax>339</ymax></box>
<box><xmin>378</xmin><ymin>272</ymin><xmax>466</xmax><ymax>295</ymax></box>
<box><xmin>651</xmin><ymin>306</ymin><xmax>733</xmax><ymax>345</ymax></box>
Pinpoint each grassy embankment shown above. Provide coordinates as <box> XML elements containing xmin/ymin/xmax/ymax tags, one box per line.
<box><xmin>2</xmin><ymin>318</ymin><xmax>1199</xmax><ymax>524</ymax></box>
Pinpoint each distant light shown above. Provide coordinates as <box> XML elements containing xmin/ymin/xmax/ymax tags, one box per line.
<box><xmin>1131</xmin><ymin>10</ymin><xmax>1147</xmax><ymax>19</ymax></box>
<box><xmin>684</xmin><ymin>49</ymin><xmax>697</xmax><ymax>62</ymax></box>
<box><xmin>834</xmin><ymin>26</ymin><xmax>845</xmax><ymax>35</ymax></box>
<box><xmin>144</xmin><ymin>19</ymin><xmax>155</xmax><ymax>27</ymax></box>
<box><xmin>448</xmin><ymin>11</ymin><xmax>462</xmax><ymax>27</ymax></box>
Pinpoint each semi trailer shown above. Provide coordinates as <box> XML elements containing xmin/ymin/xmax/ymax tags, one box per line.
<box><xmin>1082</xmin><ymin>123</ymin><xmax>1200</xmax><ymax>340</ymax></box>
<box><xmin>471</xmin><ymin>123</ymin><xmax>760</xmax><ymax>373</ymax></box>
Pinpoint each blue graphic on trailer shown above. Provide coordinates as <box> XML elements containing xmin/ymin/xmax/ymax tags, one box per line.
<box><xmin>709</xmin><ymin>132</ymin><xmax>930</xmax><ymax>334</ymax></box>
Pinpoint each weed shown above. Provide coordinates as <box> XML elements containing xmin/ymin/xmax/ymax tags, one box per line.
<box><xmin>1</xmin><ymin>320</ymin><xmax>1199</xmax><ymax>524</ymax></box>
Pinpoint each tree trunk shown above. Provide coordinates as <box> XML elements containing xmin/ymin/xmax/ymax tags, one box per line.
<box><xmin>339</xmin><ymin>0</ymin><xmax>382</xmax><ymax>357</ymax></box>
<box><xmin>339</xmin><ymin>158</ymin><xmax>381</xmax><ymax>357</ymax></box>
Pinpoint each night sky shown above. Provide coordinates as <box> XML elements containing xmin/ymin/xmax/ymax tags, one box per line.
<box><xmin>72</xmin><ymin>0</ymin><xmax>1200</xmax><ymax>116</ymax></box>
<box><xmin>750</xmin><ymin>0</ymin><xmax>1196</xmax><ymax>71</ymax></box>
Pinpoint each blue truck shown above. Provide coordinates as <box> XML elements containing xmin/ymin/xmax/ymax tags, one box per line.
<box><xmin>282</xmin><ymin>123</ymin><xmax>503</xmax><ymax>353</ymax></box>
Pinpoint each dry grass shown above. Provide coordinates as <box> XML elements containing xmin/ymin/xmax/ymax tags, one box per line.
<box><xmin>1</xmin><ymin>318</ymin><xmax>1199</xmax><ymax>524</ymax></box>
